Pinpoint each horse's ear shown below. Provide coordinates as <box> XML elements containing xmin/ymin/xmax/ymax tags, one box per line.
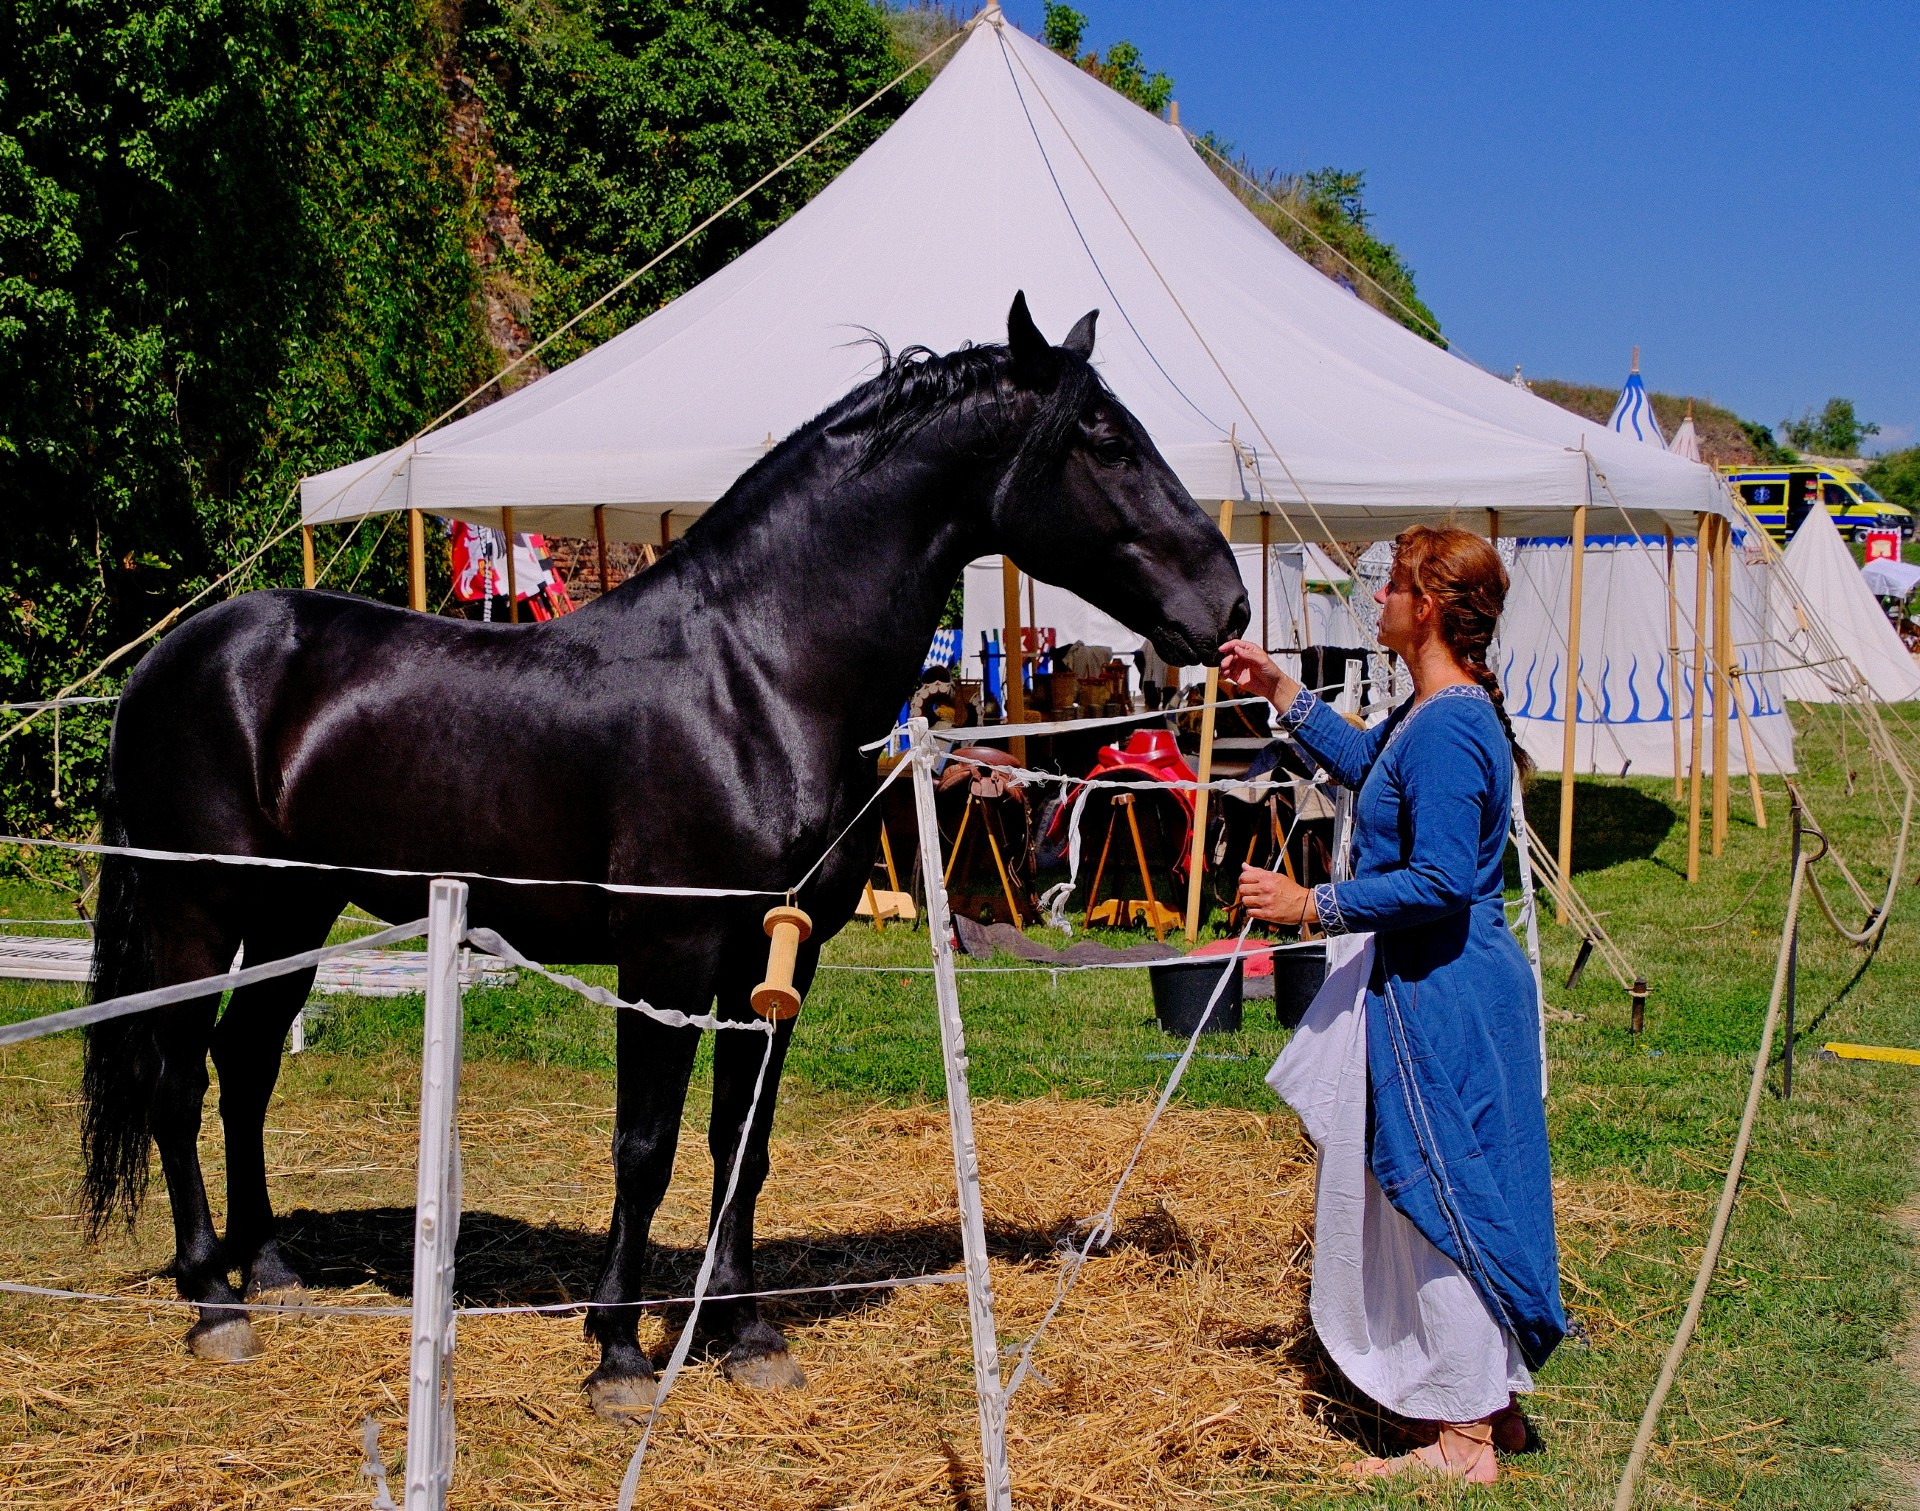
<box><xmin>1062</xmin><ymin>309</ymin><xmax>1098</xmax><ymax>359</ymax></box>
<box><xmin>1007</xmin><ymin>291</ymin><xmax>1053</xmax><ymax>386</ymax></box>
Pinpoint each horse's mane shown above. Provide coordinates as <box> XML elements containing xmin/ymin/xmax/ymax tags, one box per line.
<box><xmin>839</xmin><ymin>335</ymin><xmax>1106</xmax><ymax>496</ymax></box>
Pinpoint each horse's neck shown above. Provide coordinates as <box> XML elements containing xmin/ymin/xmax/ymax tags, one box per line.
<box><xmin>654</xmin><ymin>429</ymin><xmax>993</xmax><ymax>734</ymax></box>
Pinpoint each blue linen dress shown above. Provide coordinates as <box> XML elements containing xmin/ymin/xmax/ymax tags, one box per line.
<box><xmin>1278</xmin><ymin>681</ymin><xmax>1566</xmax><ymax>1369</ymax></box>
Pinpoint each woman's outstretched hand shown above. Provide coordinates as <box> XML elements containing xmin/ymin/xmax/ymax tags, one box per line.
<box><xmin>1218</xmin><ymin>639</ymin><xmax>1300</xmax><ymax>707</ymax></box>
<box><xmin>1239</xmin><ymin>864</ymin><xmax>1318</xmax><ymax>927</ymax></box>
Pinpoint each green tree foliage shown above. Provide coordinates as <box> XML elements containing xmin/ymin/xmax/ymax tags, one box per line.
<box><xmin>1041</xmin><ymin>3</ymin><xmax>1171</xmax><ymax>114</ymax></box>
<box><xmin>1200</xmin><ymin>146</ymin><xmax>1444</xmax><ymax>345</ymax></box>
<box><xmin>1864</xmin><ymin>447</ymin><xmax>1920</xmax><ymax>515</ymax></box>
<box><xmin>0</xmin><ymin>0</ymin><xmax>491</xmax><ymax>845</ymax></box>
<box><xmin>1780</xmin><ymin>397</ymin><xmax>1879</xmax><ymax>457</ymax></box>
<box><xmin>457</xmin><ymin>0</ymin><xmax>912</xmax><ymax>368</ymax></box>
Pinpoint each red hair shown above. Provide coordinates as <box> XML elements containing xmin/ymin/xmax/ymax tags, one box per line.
<box><xmin>1392</xmin><ymin>526</ymin><xmax>1531</xmax><ymax>776</ymax></box>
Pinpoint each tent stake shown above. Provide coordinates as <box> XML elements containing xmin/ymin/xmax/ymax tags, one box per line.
<box><xmin>1183</xmin><ymin>499</ymin><xmax>1234</xmax><ymax>943</ymax></box>
<box><xmin>502</xmin><ymin>506</ymin><xmax>520</xmax><ymax>624</ymax></box>
<box><xmin>1000</xmin><ymin>558</ymin><xmax>1027</xmax><ymax>765</ymax></box>
<box><xmin>1687</xmin><ymin>515</ymin><xmax>1709</xmax><ymax>882</ymax></box>
<box><xmin>1555</xmin><ymin>506</ymin><xmax>1587</xmax><ymax>925</ymax></box>
<box><xmin>407</xmin><ymin>510</ymin><xmax>427</xmax><ymax>612</ymax></box>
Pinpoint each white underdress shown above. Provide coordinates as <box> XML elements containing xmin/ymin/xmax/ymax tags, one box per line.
<box><xmin>1267</xmin><ymin>933</ymin><xmax>1532</xmax><ymax>1423</ymax></box>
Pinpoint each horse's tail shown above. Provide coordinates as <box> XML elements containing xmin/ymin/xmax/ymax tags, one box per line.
<box><xmin>80</xmin><ymin>779</ymin><xmax>157</xmax><ymax>1236</ymax></box>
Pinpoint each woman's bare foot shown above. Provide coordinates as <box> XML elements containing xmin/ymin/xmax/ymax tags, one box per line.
<box><xmin>1351</xmin><ymin>1418</ymin><xmax>1497</xmax><ymax>1484</ymax></box>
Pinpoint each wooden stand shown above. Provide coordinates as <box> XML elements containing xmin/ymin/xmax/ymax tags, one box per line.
<box><xmin>942</xmin><ymin>793</ymin><xmax>1024</xmax><ymax>928</ymax></box>
<box><xmin>855</xmin><ymin>822</ymin><xmax>916</xmax><ymax>927</ymax></box>
<box><xmin>1555</xmin><ymin>506</ymin><xmax>1587</xmax><ymax>925</ymax></box>
<box><xmin>1183</xmin><ymin>499</ymin><xmax>1234</xmax><ymax>943</ymax></box>
<box><xmin>751</xmin><ymin>906</ymin><xmax>812</xmax><ymax>1019</ymax></box>
<box><xmin>1084</xmin><ymin>791</ymin><xmax>1179</xmax><ymax>942</ymax></box>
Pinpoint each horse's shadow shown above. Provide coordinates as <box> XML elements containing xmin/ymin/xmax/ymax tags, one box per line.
<box><xmin>268</xmin><ymin>1203</ymin><xmax>1192</xmax><ymax>1346</ymax></box>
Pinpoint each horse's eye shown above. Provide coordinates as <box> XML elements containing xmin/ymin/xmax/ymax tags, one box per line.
<box><xmin>1093</xmin><ymin>438</ymin><xmax>1131</xmax><ymax>467</ymax></box>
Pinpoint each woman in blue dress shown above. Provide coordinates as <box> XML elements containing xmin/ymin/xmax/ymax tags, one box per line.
<box><xmin>1219</xmin><ymin>526</ymin><xmax>1564</xmax><ymax>1485</ymax></box>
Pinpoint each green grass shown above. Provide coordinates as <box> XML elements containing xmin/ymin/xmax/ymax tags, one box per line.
<box><xmin>0</xmin><ymin>703</ymin><xmax>1914</xmax><ymax>1506</ymax></box>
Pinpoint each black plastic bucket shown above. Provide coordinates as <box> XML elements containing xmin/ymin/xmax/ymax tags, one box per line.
<box><xmin>1269</xmin><ymin>943</ymin><xmax>1329</xmax><ymax>1029</ymax></box>
<box><xmin>1148</xmin><ymin>956</ymin><xmax>1244</xmax><ymax>1036</ymax></box>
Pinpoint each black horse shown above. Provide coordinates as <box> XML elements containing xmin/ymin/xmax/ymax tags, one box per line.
<box><xmin>81</xmin><ymin>293</ymin><xmax>1248</xmax><ymax>1418</ymax></box>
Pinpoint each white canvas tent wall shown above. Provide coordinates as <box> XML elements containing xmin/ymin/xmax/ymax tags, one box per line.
<box><xmin>301</xmin><ymin>13</ymin><xmax>1727</xmax><ymax>549</ymax></box>
<box><xmin>1499</xmin><ymin>528</ymin><xmax>1797</xmax><ymax>776</ymax></box>
<box><xmin>1769</xmin><ymin>506</ymin><xmax>1920</xmax><ymax>702</ymax></box>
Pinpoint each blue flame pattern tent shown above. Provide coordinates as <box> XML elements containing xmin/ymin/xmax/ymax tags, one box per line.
<box><xmin>1606</xmin><ymin>353</ymin><xmax>1668</xmax><ymax>450</ymax></box>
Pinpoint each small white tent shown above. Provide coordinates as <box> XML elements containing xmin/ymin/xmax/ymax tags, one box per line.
<box><xmin>1607</xmin><ymin>357</ymin><xmax>1667</xmax><ymax>450</ymax></box>
<box><xmin>1770</xmin><ymin>506</ymin><xmax>1920</xmax><ymax>702</ymax></box>
<box><xmin>1498</xmin><ymin>528</ymin><xmax>1796</xmax><ymax>776</ymax></box>
<box><xmin>301</xmin><ymin>14</ymin><xmax>1725</xmax><ymax>545</ymax></box>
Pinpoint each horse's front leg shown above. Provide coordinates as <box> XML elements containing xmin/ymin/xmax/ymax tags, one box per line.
<box><xmin>704</xmin><ymin>950</ymin><xmax>804</xmax><ymax>1389</ymax></box>
<box><xmin>584</xmin><ymin>991</ymin><xmax>702</xmax><ymax>1422</ymax></box>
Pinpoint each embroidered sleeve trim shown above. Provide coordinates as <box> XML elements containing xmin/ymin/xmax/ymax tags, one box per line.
<box><xmin>1278</xmin><ymin>685</ymin><xmax>1317</xmax><ymax>731</ymax></box>
<box><xmin>1313</xmin><ymin>882</ymin><xmax>1349</xmax><ymax>936</ymax></box>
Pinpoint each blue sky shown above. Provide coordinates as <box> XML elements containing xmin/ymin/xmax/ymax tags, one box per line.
<box><xmin>996</xmin><ymin>2</ymin><xmax>1920</xmax><ymax>451</ymax></box>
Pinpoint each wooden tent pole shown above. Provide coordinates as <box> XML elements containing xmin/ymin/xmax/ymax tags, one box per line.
<box><xmin>1711</xmin><ymin>517</ymin><xmax>1731</xmax><ymax>855</ymax></box>
<box><xmin>1686</xmin><ymin>514</ymin><xmax>1709</xmax><ymax>882</ymax></box>
<box><xmin>594</xmin><ymin>505</ymin><xmax>613</xmax><ymax>595</ymax></box>
<box><xmin>407</xmin><ymin>509</ymin><xmax>427</xmax><ymax>612</ymax></box>
<box><xmin>301</xmin><ymin>526</ymin><xmax>317</xmax><ymax>589</ymax></box>
<box><xmin>1259</xmin><ymin>511</ymin><xmax>1270</xmax><ymax>649</ymax></box>
<box><xmin>1555</xmin><ymin>505</ymin><xmax>1586</xmax><ymax>926</ymax></box>
<box><xmin>660</xmin><ymin>510</ymin><xmax>673</xmax><ymax>551</ymax></box>
<box><xmin>1665</xmin><ymin>526</ymin><xmax>1682</xmax><ymax>800</ymax></box>
<box><xmin>1730</xmin><ymin>661</ymin><xmax>1768</xmax><ymax>828</ymax></box>
<box><xmin>1001</xmin><ymin>557</ymin><xmax>1027</xmax><ymax>765</ymax></box>
<box><xmin>1183</xmin><ymin>500</ymin><xmax>1234</xmax><ymax>943</ymax></box>
<box><xmin>502</xmin><ymin>506</ymin><xmax>520</xmax><ymax>623</ymax></box>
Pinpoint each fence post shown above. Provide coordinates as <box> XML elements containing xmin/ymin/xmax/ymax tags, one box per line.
<box><xmin>405</xmin><ymin>879</ymin><xmax>467</xmax><ymax>1511</ymax></box>
<box><xmin>906</xmin><ymin>718</ymin><xmax>1013</xmax><ymax>1511</ymax></box>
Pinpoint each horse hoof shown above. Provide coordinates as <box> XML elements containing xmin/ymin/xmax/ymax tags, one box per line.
<box><xmin>723</xmin><ymin>1346</ymin><xmax>806</xmax><ymax>1392</ymax></box>
<box><xmin>186</xmin><ymin>1316</ymin><xmax>260</xmax><ymax>1362</ymax></box>
<box><xmin>585</xmin><ymin>1368</ymin><xmax>658</xmax><ymax>1425</ymax></box>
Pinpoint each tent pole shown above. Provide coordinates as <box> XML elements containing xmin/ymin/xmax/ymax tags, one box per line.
<box><xmin>594</xmin><ymin>505</ymin><xmax>613</xmax><ymax>596</ymax></box>
<box><xmin>660</xmin><ymin>510</ymin><xmax>672</xmax><ymax>551</ymax></box>
<box><xmin>301</xmin><ymin>526</ymin><xmax>316</xmax><ymax>590</ymax></box>
<box><xmin>1666</xmin><ymin>527</ymin><xmax>1682</xmax><ymax>801</ymax></box>
<box><xmin>1259</xmin><ymin>511</ymin><xmax>1270</xmax><ymax>650</ymax></box>
<box><xmin>502</xmin><ymin>506</ymin><xmax>520</xmax><ymax>624</ymax></box>
<box><xmin>1712</xmin><ymin>517</ymin><xmax>1731</xmax><ymax>854</ymax></box>
<box><xmin>1001</xmin><ymin>557</ymin><xmax>1027</xmax><ymax>765</ymax></box>
<box><xmin>407</xmin><ymin>509</ymin><xmax>427</xmax><ymax>612</ymax></box>
<box><xmin>1487</xmin><ymin>509</ymin><xmax>1498</xmax><ymax>544</ymax></box>
<box><xmin>1555</xmin><ymin>506</ymin><xmax>1586</xmax><ymax>926</ymax></box>
<box><xmin>1687</xmin><ymin>514</ymin><xmax>1709</xmax><ymax>882</ymax></box>
<box><xmin>1184</xmin><ymin>500</ymin><xmax>1234</xmax><ymax>944</ymax></box>
<box><xmin>1730</xmin><ymin>660</ymin><xmax>1768</xmax><ymax>828</ymax></box>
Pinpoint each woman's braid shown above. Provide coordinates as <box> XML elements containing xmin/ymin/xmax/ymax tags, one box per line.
<box><xmin>1396</xmin><ymin>526</ymin><xmax>1534</xmax><ymax>779</ymax></box>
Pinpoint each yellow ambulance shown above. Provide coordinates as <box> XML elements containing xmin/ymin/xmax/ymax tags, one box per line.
<box><xmin>1721</xmin><ymin>464</ymin><xmax>1911</xmax><ymax>542</ymax></box>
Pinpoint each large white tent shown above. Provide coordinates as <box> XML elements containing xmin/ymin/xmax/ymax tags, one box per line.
<box><xmin>1770</xmin><ymin>506</ymin><xmax>1920</xmax><ymax>702</ymax></box>
<box><xmin>301</xmin><ymin>13</ymin><xmax>1726</xmax><ymax>545</ymax></box>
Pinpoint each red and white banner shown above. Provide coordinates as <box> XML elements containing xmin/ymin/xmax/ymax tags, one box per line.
<box><xmin>448</xmin><ymin>523</ymin><xmax>574</xmax><ymax>619</ymax></box>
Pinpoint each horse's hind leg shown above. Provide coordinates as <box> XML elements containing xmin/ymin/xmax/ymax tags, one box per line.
<box><xmin>211</xmin><ymin>899</ymin><xmax>340</xmax><ymax>1301</ymax></box>
<box><xmin>705</xmin><ymin>952</ymin><xmax>803</xmax><ymax>1391</ymax></box>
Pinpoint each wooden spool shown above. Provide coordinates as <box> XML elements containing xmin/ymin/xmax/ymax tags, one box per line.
<box><xmin>751</xmin><ymin>905</ymin><xmax>813</xmax><ymax>1020</ymax></box>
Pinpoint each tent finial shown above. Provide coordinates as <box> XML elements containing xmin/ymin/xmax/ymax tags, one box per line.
<box><xmin>1170</xmin><ymin>100</ymin><xmax>1181</xmax><ymax>127</ymax></box>
<box><xmin>1631</xmin><ymin>344</ymin><xmax>1640</xmax><ymax>373</ymax></box>
<box><xmin>968</xmin><ymin>1</ymin><xmax>1003</xmax><ymax>27</ymax></box>
<box><xmin>1685</xmin><ymin>397</ymin><xmax>1694</xmax><ymax>419</ymax></box>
